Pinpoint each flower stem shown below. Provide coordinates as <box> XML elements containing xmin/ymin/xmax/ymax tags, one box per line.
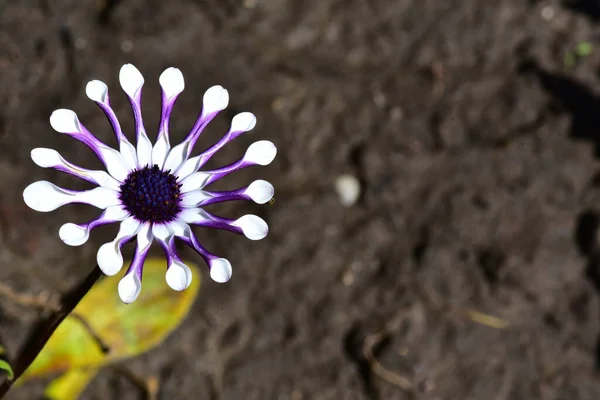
<box><xmin>0</xmin><ymin>265</ymin><xmax>103</xmax><ymax>398</ymax></box>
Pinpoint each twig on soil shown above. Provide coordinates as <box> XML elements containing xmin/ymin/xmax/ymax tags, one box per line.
<box><xmin>0</xmin><ymin>265</ymin><xmax>103</xmax><ymax>398</ymax></box>
<box><xmin>0</xmin><ymin>282</ymin><xmax>60</xmax><ymax>312</ymax></box>
<box><xmin>362</xmin><ymin>310</ymin><xmax>415</xmax><ymax>393</ymax></box>
<box><xmin>420</xmin><ymin>286</ymin><xmax>510</xmax><ymax>329</ymax></box>
<box><xmin>431</xmin><ymin>62</ymin><xmax>446</xmax><ymax>98</ymax></box>
<box><xmin>363</xmin><ymin>330</ymin><xmax>414</xmax><ymax>391</ymax></box>
<box><xmin>461</xmin><ymin>309</ymin><xmax>510</xmax><ymax>329</ymax></box>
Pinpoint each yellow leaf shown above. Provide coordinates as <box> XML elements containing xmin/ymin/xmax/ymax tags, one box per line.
<box><xmin>44</xmin><ymin>368</ymin><xmax>99</xmax><ymax>400</ymax></box>
<box><xmin>20</xmin><ymin>257</ymin><xmax>200</xmax><ymax>383</ymax></box>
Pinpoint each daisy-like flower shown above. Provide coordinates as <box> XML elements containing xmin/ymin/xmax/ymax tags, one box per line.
<box><xmin>23</xmin><ymin>64</ymin><xmax>276</xmax><ymax>303</ymax></box>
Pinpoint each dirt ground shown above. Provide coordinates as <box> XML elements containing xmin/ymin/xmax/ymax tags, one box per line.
<box><xmin>5</xmin><ymin>0</ymin><xmax>600</xmax><ymax>399</ymax></box>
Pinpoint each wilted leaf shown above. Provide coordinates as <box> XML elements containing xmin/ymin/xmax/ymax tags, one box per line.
<box><xmin>19</xmin><ymin>257</ymin><xmax>200</xmax><ymax>396</ymax></box>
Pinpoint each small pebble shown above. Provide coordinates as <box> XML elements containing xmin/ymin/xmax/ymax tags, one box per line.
<box><xmin>541</xmin><ymin>6</ymin><xmax>555</xmax><ymax>21</ymax></box>
<box><xmin>120</xmin><ymin>39</ymin><xmax>133</xmax><ymax>53</ymax></box>
<box><xmin>342</xmin><ymin>271</ymin><xmax>355</xmax><ymax>286</ymax></box>
<box><xmin>373</xmin><ymin>90</ymin><xmax>387</xmax><ymax>108</ymax></box>
<box><xmin>390</xmin><ymin>106</ymin><xmax>404</xmax><ymax>121</ymax></box>
<box><xmin>335</xmin><ymin>174</ymin><xmax>361</xmax><ymax>206</ymax></box>
<box><xmin>74</xmin><ymin>37</ymin><xmax>87</xmax><ymax>50</ymax></box>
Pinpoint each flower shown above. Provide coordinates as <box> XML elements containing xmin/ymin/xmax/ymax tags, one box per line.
<box><xmin>23</xmin><ymin>64</ymin><xmax>276</xmax><ymax>303</ymax></box>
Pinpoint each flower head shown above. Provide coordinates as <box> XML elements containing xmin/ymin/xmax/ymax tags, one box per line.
<box><xmin>23</xmin><ymin>64</ymin><xmax>276</xmax><ymax>303</ymax></box>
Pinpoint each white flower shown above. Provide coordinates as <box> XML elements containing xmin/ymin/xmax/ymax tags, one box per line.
<box><xmin>23</xmin><ymin>64</ymin><xmax>276</xmax><ymax>303</ymax></box>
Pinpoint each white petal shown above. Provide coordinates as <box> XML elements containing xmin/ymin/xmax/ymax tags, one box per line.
<box><xmin>177</xmin><ymin>208</ymin><xmax>207</xmax><ymax>224</ymax></box>
<box><xmin>23</xmin><ymin>181</ymin><xmax>67</xmax><ymax>212</ymax></box>
<box><xmin>103</xmin><ymin>204</ymin><xmax>129</xmax><ymax>220</ymax></box>
<box><xmin>97</xmin><ymin>242</ymin><xmax>123</xmax><ymax>275</ymax></box>
<box><xmin>136</xmin><ymin>131</ymin><xmax>153</xmax><ymax>167</ymax></box>
<box><xmin>231</xmin><ymin>112</ymin><xmax>256</xmax><ymax>132</ymax></box>
<box><xmin>244</xmin><ymin>140</ymin><xmax>277</xmax><ymax>166</ymax></box>
<box><xmin>245</xmin><ymin>180</ymin><xmax>274</xmax><ymax>204</ymax></box>
<box><xmin>180</xmin><ymin>171</ymin><xmax>212</xmax><ymax>193</ymax></box>
<box><xmin>97</xmin><ymin>217</ymin><xmax>141</xmax><ymax>276</ymax></box>
<box><xmin>49</xmin><ymin>109</ymin><xmax>81</xmax><ymax>133</ymax></box>
<box><xmin>119</xmin><ymin>216</ymin><xmax>143</xmax><ymax>237</ymax></box>
<box><xmin>119</xmin><ymin>64</ymin><xmax>144</xmax><ymax>98</ymax></box>
<box><xmin>31</xmin><ymin>148</ymin><xmax>64</xmax><ymax>168</ymax></box>
<box><xmin>209</xmin><ymin>258</ymin><xmax>232</xmax><ymax>283</ymax></box>
<box><xmin>152</xmin><ymin>133</ymin><xmax>170</xmax><ymax>170</ymax></box>
<box><xmin>119</xmin><ymin>140</ymin><xmax>138</xmax><ymax>171</ymax></box>
<box><xmin>23</xmin><ymin>181</ymin><xmax>120</xmax><ymax>212</ymax></box>
<box><xmin>181</xmin><ymin>190</ymin><xmax>212</xmax><ymax>207</ymax></box>
<box><xmin>98</xmin><ymin>146</ymin><xmax>132</xmax><ymax>182</ymax></box>
<box><xmin>168</xmin><ymin>218</ymin><xmax>188</xmax><ymax>237</ymax></box>
<box><xmin>136</xmin><ymin>223</ymin><xmax>154</xmax><ymax>251</ymax></box>
<box><xmin>31</xmin><ymin>148</ymin><xmax>121</xmax><ymax>191</ymax></box>
<box><xmin>97</xmin><ymin>243</ymin><xmax>123</xmax><ymax>275</ymax></box>
<box><xmin>174</xmin><ymin>156</ymin><xmax>201</xmax><ymax>181</ymax></box>
<box><xmin>165</xmin><ymin>261</ymin><xmax>192</xmax><ymax>291</ymax></box>
<box><xmin>163</xmin><ymin>140</ymin><xmax>192</xmax><ymax>173</ymax></box>
<box><xmin>59</xmin><ymin>206</ymin><xmax>129</xmax><ymax>246</ymax></box>
<box><xmin>59</xmin><ymin>224</ymin><xmax>89</xmax><ymax>246</ymax></box>
<box><xmin>152</xmin><ymin>223</ymin><xmax>172</xmax><ymax>242</ymax></box>
<box><xmin>49</xmin><ymin>110</ymin><xmax>132</xmax><ymax>181</ymax></box>
<box><xmin>232</xmin><ymin>214</ymin><xmax>268</xmax><ymax>240</ymax></box>
<box><xmin>118</xmin><ymin>271</ymin><xmax>142</xmax><ymax>304</ymax></box>
<box><xmin>202</xmin><ymin>85</ymin><xmax>229</xmax><ymax>117</ymax></box>
<box><xmin>115</xmin><ymin>223</ymin><xmax>153</xmax><ymax>303</ymax></box>
<box><xmin>85</xmin><ymin>80</ymin><xmax>108</xmax><ymax>103</ymax></box>
<box><xmin>159</xmin><ymin>67</ymin><xmax>185</xmax><ymax>100</ymax></box>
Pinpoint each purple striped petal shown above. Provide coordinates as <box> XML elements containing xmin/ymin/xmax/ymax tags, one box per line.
<box><xmin>181</xmin><ymin>180</ymin><xmax>274</xmax><ymax>207</ymax></box>
<box><xmin>152</xmin><ymin>68</ymin><xmax>185</xmax><ymax>171</ymax></box>
<box><xmin>153</xmin><ymin>223</ymin><xmax>192</xmax><ymax>291</ymax></box>
<box><xmin>161</xmin><ymin>85</ymin><xmax>229</xmax><ymax>173</ymax></box>
<box><xmin>85</xmin><ymin>80</ymin><xmax>127</xmax><ymax>143</ymax></box>
<box><xmin>49</xmin><ymin>109</ymin><xmax>131</xmax><ymax>181</ymax></box>
<box><xmin>96</xmin><ymin>217</ymin><xmax>141</xmax><ymax>276</ymax></box>
<box><xmin>184</xmin><ymin>85</ymin><xmax>229</xmax><ymax>155</ymax></box>
<box><xmin>178</xmin><ymin>209</ymin><xmax>268</xmax><ymax>240</ymax></box>
<box><xmin>86</xmin><ymin>80</ymin><xmax>138</xmax><ymax>169</ymax></box>
<box><xmin>59</xmin><ymin>205</ymin><xmax>129</xmax><ymax>246</ymax></box>
<box><xmin>175</xmin><ymin>112</ymin><xmax>256</xmax><ymax>180</ymax></box>
<box><xmin>119</xmin><ymin>64</ymin><xmax>152</xmax><ymax>167</ymax></box>
<box><xmin>23</xmin><ymin>181</ymin><xmax>120</xmax><ymax>212</ymax></box>
<box><xmin>30</xmin><ymin>148</ymin><xmax>121</xmax><ymax>191</ymax></box>
<box><xmin>186</xmin><ymin>140</ymin><xmax>277</xmax><ymax>189</ymax></box>
<box><xmin>169</xmin><ymin>219</ymin><xmax>232</xmax><ymax>283</ymax></box>
<box><xmin>117</xmin><ymin>222</ymin><xmax>153</xmax><ymax>303</ymax></box>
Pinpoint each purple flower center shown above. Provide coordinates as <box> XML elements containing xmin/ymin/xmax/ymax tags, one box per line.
<box><xmin>119</xmin><ymin>165</ymin><xmax>182</xmax><ymax>223</ymax></box>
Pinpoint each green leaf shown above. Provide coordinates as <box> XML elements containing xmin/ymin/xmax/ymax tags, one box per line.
<box><xmin>0</xmin><ymin>359</ymin><xmax>14</xmax><ymax>380</ymax></box>
<box><xmin>19</xmin><ymin>257</ymin><xmax>201</xmax><ymax>398</ymax></box>
<box><xmin>576</xmin><ymin>42</ymin><xmax>593</xmax><ymax>57</ymax></box>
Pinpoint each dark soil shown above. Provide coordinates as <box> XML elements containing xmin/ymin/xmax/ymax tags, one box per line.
<box><xmin>4</xmin><ymin>0</ymin><xmax>600</xmax><ymax>399</ymax></box>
